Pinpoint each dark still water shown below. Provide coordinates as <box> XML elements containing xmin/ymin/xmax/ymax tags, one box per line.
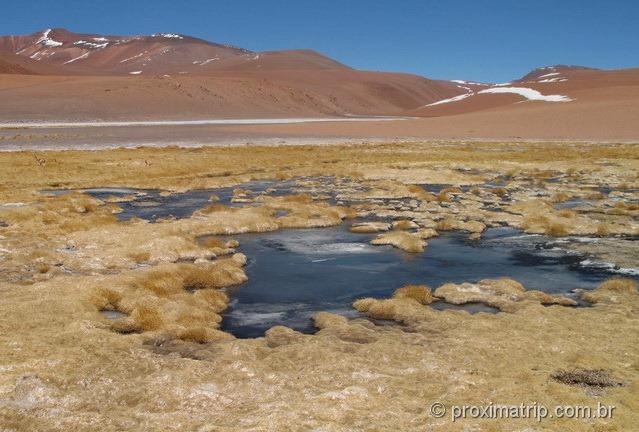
<box><xmin>221</xmin><ymin>226</ymin><xmax>625</xmax><ymax>338</ymax></box>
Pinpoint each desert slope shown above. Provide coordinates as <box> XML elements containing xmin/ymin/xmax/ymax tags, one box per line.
<box><xmin>0</xmin><ymin>28</ymin><xmax>637</xmax><ymax>140</ymax></box>
<box><xmin>0</xmin><ymin>30</ymin><xmax>462</xmax><ymax>121</ymax></box>
<box><xmin>0</xmin><ymin>28</ymin><xmax>460</xmax><ymax>120</ymax></box>
<box><xmin>411</xmin><ymin>66</ymin><xmax>639</xmax><ymax>118</ymax></box>
<box><xmin>0</xmin><ymin>71</ymin><xmax>460</xmax><ymax>121</ymax></box>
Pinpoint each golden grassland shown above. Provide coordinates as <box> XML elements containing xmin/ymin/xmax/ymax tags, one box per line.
<box><xmin>0</xmin><ymin>141</ymin><xmax>638</xmax><ymax>431</ymax></box>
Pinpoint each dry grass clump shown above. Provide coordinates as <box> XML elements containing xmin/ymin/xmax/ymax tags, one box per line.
<box><xmin>393</xmin><ymin>285</ymin><xmax>433</xmax><ymax>304</ymax></box>
<box><xmin>197</xmin><ymin>203</ymin><xmax>231</xmax><ymax>214</ymax></box>
<box><xmin>407</xmin><ymin>184</ymin><xmax>437</xmax><ymax>201</ymax></box>
<box><xmin>192</xmin><ymin>289</ymin><xmax>229</xmax><ymax>313</ymax></box>
<box><xmin>492</xmin><ymin>187</ymin><xmax>507</xmax><ymax>197</ymax></box>
<box><xmin>198</xmin><ymin>236</ymin><xmax>238</xmax><ymax>256</ymax></box>
<box><xmin>265</xmin><ymin>326</ymin><xmax>305</xmax><ymax>348</ymax></box>
<box><xmin>353</xmin><ymin>293</ymin><xmax>428</xmax><ymax>323</ymax></box>
<box><xmin>518</xmin><ymin>202</ymin><xmax>583</xmax><ymax>237</ymax></box>
<box><xmin>0</xmin><ymin>192</ymin><xmax>118</xmax><ymax>235</ymax></box>
<box><xmin>353</xmin><ymin>298</ymin><xmax>398</xmax><ymax>320</ymax></box>
<box><xmin>127</xmin><ymin>250</ymin><xmax>150</xmax><ymax>263</ymax></box>
<box><xmin>434</xmin><ymin>278</ymin><xmax>576</xmax><ymax>312</ymax></box>
<box><xmin>131</xmin><ymin>305</ymin><xmax>164</xmax><ymax>331</ymax></box>
<box><xmin>370</xmin><ymin>231</ymin><xmax>426</xmax><ymax>253</ymax></box>
<box><xmin>90</xmin><ymin>287</ymin><xmax>123</xmax><ymax>311</ymax></box>
<box><xmin>437</xmin><ymin>191</ymin><xmax>451</xmax><ymax>202</ymax></box>
<box><xmin>441</xmin><ymin>186</ymin><xmax>462</xmax><ymax>194</ymax></box>
<box><xmin>613</xmin><ymin>201</ymin><xmax>639</xmax><ymax>211</ymax></box>
<box><xmin>598</xmin><ymin>278</ymin><xmax>638</xmax><ymax>293</ymax></box>
<box><xmin>552</xmin><ymin>368</ymin><xmax>623</xmax><ymax>388</ymax></box>
<box><xmin>391</xmin><ymin>219</ymin><xmax>418</xmax><ymax>230</ymax></box>
<box><xmin>199</xmin><ymin>236</ymin><xmax>226</xmax><ymax>248</ymax></box>
<box><xmin>35</xmin><ymin>262</ymin><xmax>51</xmax><ymax>274</ymax></box>
<box><xmin>596</xmin><ymin>223</ymin><xmax>610</xmax><ymax>237</ymax></box>
<box><xmin>254</xmin><ymin>195</ymin><xmax>351</xmax><ymax>229</ymax></box>
<box><xmin>556</xmin><ymin>209</ymin><xmax>577</xmax><ymax>218</ymax></box>
<box><xmin>177</xmin><ymin>326</ymin><xmax>234</xmax><ymax>344</ymax></box>
<box><xmin>581</xmin><ymin>278</ymin><xmax>638</xmax><ymax>304</ymax></box>
<box><xmin>101</xmin><ymin>258</ymin><xmax>247</xmax><ymax>340</ymax></box>
<box><xmin>585</xmin><ymin>191</ymin><xmax>604</xmax><ymax>200</ymax></box>
<box><xmin>417</xmin><ymin>228</ymin><xmax>438</xmax><ymax>239</ymax></box>
<box><xmin>436</xmin><ymin>218</ymin><xmax>486</xmax><ymax>233</ymax></box>
<box><xmin>545</xmin><ymin>220</ymin><xmax>569</xmax><ymax>237</ymax></box>
<box><xmin>349</xmin><ymin>222</ymin><xmax>390</xmax><ymax>233</ymax></box>
<box><xmin>313</xmin><ymin>311</ymin><xmax>349</xmax><ymax>329</ymax></box>
<box><xmin>551</xmin><ymin>191</ymin><xmax>572</xmax><ymax>203</ymax></box>
<box><xmin>281</xmin><ymin>194</ymin><xmax>313</xmax><ymax>203</ymax></box>
<box><xmin>435</xmin><ymin>218</ymin><xmax>457</xmax><ymax>231</ymax></box>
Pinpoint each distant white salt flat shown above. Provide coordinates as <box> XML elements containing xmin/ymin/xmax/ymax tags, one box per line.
<box><xmin>0</xmin><ymin>117</ymin><xmax>409</xmax><ymax>129</ymax></box>
<box><xmin>478</xmin><ymin>87</ymin><xmax>572</xmax><ymax>102</ymax></box>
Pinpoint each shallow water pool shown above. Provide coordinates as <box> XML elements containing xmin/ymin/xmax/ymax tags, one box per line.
<box><xmin>221</xmin><ymin>225</ymin><xmax>628</xmax><ymax>337</ymax></box>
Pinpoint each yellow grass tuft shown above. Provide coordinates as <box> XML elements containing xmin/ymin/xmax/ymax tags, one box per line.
<box><xmin>199</xmin><ymin>236</ymin><xmax>226</xmax><ymax>248</ymax></box>
<box><xmin>127</xmin><ymin>250</ymin><xmax>151</xmax><ymax>263</ymax></box>
<box><xmin>131</xmin><ymin>305</ymin><xmax>164</xmax><ymax>331</ymax></box>
<box><xmin>597</xmin><ymin>278</ymin><xmax>638</xmax><ymax>294</ymax></box>
<box><xmin>437</xmin><ymin>191</ymin><xmax>451</xmax><ymax>202</ymax></box>
<box><xmin>582</xmin><ymin>278</ymin><xmax>638</xmax><ymax>304</ymax></box>
<box><xmin>177</xmin><ymin>327</ymin><xmax>234</xmax><ymax>344</ymax></box>
<box><xmin>198</xmin><ymin>203</ymin><xmax>231</xmax><ymax>214</ymax></box>
<box><xmin>35</xmin><ymin>262</ymin><xmax>50</xmax><ymax>274</ymax></box>
<box><xmin>556</xmin><ymin>209</ymin><xmax>577</xmax><ymax>218</ymax></box>
<box><xmin>492</xmin><ymin>187</ymin><xmax>507</xmax><ymax>197</ymax></box>
<box><xmin>90</xmin><ymin>287</ymin><xmax>123</xmax><ymax>311</ymax></box>
<box><xmin>370</xmin><ymin>231</ymin><xmax>426</xmax><ymax>253</ymax></box>
<box><xmin>407</xmin><ymin>184</ymin><xmax>437</xmax><ymax>201</ymax></box>
<box><xmin>193</xmin><ymin>289</ymin><xmax>229</xmax><ymax>313</ymax></box>
<box><xmin>281</xmin><ymin>194</ymin><xmax>313</xmax><ymax>203</ymax></box>
<box><xmin>353</xmin><ymin>298</ymin><xmax>397</xmax><ymax>320</ymax></box>
<box><xmin>596</xmin><ymin>223</ymin><xmax>610</xmax><ymax>237</ymax></box>
<box><xmin>393</xmin><ymin>285</ymin><xmax>433</xmax><ymax>304</ymax></box>
<box><xmin>436</xmin><ymin>218</ymin><xmax>456</xmax><ymax>231</ymax></box>
<box><xmin>545</xmin><ymin>221</ymin><xmax>569</xmax><ymax>237</ymax></box>
<box><xmin>551</xmin><ymin>192</ymin><xmax>571</xmax><ymax>203</ymax></box>
<box><xmin>392</xmin><ymin>220</ymin><xmax>417</xmax><ymax>231</ymax></box>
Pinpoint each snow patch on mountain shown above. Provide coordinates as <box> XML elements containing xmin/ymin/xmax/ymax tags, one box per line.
<box><xmin>450</xmin><ymin>79</ymin><xmax>488</xmax><ymax>86</ymax></box>
<box><xmin>74</xmin><ymin>40</ymin><xmax>109</xmax><ymax>49</ymax></box>
<box><xmin>63</xmin><ymin>52</ymin><xmax>91</xmax><ymax>64</ymax></box>
<box><xmin>423</xmin><ymin>92</ymin><xmax>473</xmax><ymax>107</ymax></box>
<box><xmin>36</xmin><ymin>29</ymin><xmax>63</xmax><ymax>47</ymax></box>
<box><xmin>538</xmin><ymin>78</ymin><xmax>567</xmax><ymax>83</ymax></box>
<box><xmin>119</xmin><ymin>52</ymin><xmax>146</xmax><ymax>63</ymax></box>
<box><xmin>199</xmin><ymin>57</ymin><xmax>220</xmax><ymax>66</ymax></box>
<box><xmin>153</xmin><ymin>33</ymin><xmax>183</xmax><ymax>39</ymax></box>
<box><xmin>478</xmin><ymin>87</ymin><xmax>572</xmax><ymax>102</ymax></box>
<box><xmin>537</xmin><ymin>72</ymin><xmax>561</xmax><ymax>79</ymax></box>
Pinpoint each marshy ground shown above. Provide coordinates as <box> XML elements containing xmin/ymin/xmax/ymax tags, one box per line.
<box><xmin>0</xmin><ymin>141</ymin><xmax>637</xmax><ymax>431</ymax></box>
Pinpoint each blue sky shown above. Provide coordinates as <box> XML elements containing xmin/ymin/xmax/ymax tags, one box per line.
<box><xmin>2</xmin><ymin>0</ymin><xmax>638</xmax><ymax>82</ymax></box>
